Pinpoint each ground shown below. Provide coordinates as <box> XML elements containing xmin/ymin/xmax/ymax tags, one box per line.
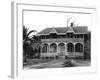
<box><xmin>23</xmin><ymin>59</ymin><xmax>90</xmax><ymax>69</ymax></box>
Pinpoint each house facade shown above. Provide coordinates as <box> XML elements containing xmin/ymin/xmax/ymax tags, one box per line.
<box><xmin>36</xmin><ymin>23</ymin><xmax>90</xmax><ymax>59</ymax></box>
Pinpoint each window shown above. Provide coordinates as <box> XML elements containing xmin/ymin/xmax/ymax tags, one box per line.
<box><xmin>75</xmin><ymin>43</ymin><xmax>83</xmax><ymax>52</ymax></box>
<box><xmin>50</xmin><ymin>43</ymin><xmax>57</xmax><ymax>53</ymax></box>
<box><xmin>67</xmin><ymin>43</ymin><xmax>74</xmax><ymax>52</ymax></box>
<box><xmin>42</xmin><ymin>44</ymin><xmax>48</xmax><ymax>53</ymax></box>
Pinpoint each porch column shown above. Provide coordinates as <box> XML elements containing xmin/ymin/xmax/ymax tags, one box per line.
<box><xmin>82</xmin><ymin>42</ymin><xmax>84</xmax><ymax>57</ymax></box>
<box><xmin>48</xmin><ymin>43</ymin><xmax>50</xmax><ymax>57</ymax></box>
<box><xmin>65</xmin><ymin>43</ymin><xmax>67</xmax><ymax>56</ymax></box>
<box><xmin>57</xmin><ymin>43</ymin><xmax>59</xmax><ymax>56</ymax></box>
<box><xmin>73</xmin><ymin>43</ymin><xmax>76</xmax><ymax>57</ymax></box>
<box><xmin>40</xmin><ymin>45</ymin><xmax>42</xmax><ymax>58</ymax></box>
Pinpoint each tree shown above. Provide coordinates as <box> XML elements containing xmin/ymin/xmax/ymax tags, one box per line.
<box><xmin>31</xmin><ymin>35</ymin><xmax>41</xmax><ymax>58</ymax></box>
<box><xmin>23</xmin><ymin>25</ymin><xmax>37</xmax><ymax>41</ymax></box>
<box><xmin>84</xmin><ymin>40</ymin><xmax>91</xmax><ymax>60</ymax></box>
<box><xmin>23</xmin><ymin>26</ymin><xmax>37</xmax><ymax>62</ymax></box>
<box><xmin>84</xmin><ymin>32</ymin><xmax>91</xmax><ymax>60</ymax></box>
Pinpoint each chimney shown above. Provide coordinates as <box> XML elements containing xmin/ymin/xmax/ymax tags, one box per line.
<box><xmin>70</xmin><ymin>22</ymin><xmax>74</xmax><ymax>27</ymax></box>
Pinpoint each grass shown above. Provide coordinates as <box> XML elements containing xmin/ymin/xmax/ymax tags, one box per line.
<box><xmin>23</xmin><ymin>59</ymin><xmax>52</xmax><ymax>67</ymax></box>
<box><xmin>23</xmin><ymin>58</ymin><xmax>90</xmax><ymax>69</ymax></box>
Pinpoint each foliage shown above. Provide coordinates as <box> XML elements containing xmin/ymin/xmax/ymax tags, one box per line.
<box><xmin>23</xmin><ymin>26</ymin><xmax>41</xmax><ymax>62</ymax></box>
<box><xmin>84</xmin><ymin>32</ymin><xmax>91</xmax><ymax>60</ymax></box>
<box><xmin>84</xmin><ymin>40</ymin><xmax>91</xmax><ymax>60</ymax></box>
<box><xmin>23</xmin><ymin>25</ymin><xmax>37</xmax><ymax>41</ymax></box>
<box><xmin>63</xmin><ymin>60</ymin><xmax>75</xmax><ymax>67</ymax></box>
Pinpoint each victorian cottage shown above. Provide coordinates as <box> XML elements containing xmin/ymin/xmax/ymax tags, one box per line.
<box><xmin>35</xmin><ymin>23</ymin><xmax>90</xmax><ymax>59</ymax></box>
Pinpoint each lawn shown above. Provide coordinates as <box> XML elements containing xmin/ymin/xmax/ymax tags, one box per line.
<box><xmin>23</xmin><ymin>59</ymin><xmax>90</xmax><ymax>69</ymax></box>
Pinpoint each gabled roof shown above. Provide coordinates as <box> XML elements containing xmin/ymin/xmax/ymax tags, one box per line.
<box><xmin>49</xmin><ymin>27</ymin><xmax>58</xmax><ymax>33</ymax></box>
<box><xmin>36</xmin><ymin>26</ymin><xmax>88</xmax><ymax>35</ymax></box>
<box><xmin>67</xmin><ymin>27</ymin><xmax>75</xmax><ymax>33</ymax></box>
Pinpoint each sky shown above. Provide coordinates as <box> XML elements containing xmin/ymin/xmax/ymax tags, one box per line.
<box><xmin>23</xmin><ymin>10</ymin><xmax>92</xmax><ymax>33</ymax></box>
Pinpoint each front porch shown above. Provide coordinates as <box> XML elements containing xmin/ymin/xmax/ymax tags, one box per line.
<box><xmin>40</xmin><ymin>41</ymin><xmax>84</xmax><ymax>59</ymax></box>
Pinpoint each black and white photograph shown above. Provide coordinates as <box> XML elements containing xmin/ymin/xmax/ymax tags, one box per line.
<box><xmin>0</xmin><ymin>0</ymin><xmax>99</xmax><ymax>79</ymax></box>
<box><xmin>10</xmin><ymin>1</ymin><xmax>97</xmax><ymax>78</ymax></box>
<box><xmin>23</xmin><ymin>8</ymin><xmax>91</xmax><ymax>69</ymax></box>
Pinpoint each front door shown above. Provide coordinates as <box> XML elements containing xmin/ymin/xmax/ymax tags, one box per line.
<box><xmin>58</xmin><ymin>43</ymin><xmax>65</xmax><ymax>56</ymax></box>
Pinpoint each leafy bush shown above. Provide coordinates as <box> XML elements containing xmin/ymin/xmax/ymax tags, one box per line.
<box><xmin>63</xmin><ymin>60</ymin><xmax>75</xmax><ymax>67</ymax></box>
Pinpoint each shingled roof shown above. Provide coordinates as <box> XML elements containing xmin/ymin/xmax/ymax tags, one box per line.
<box><xmin>36</xmin><ymin>26</ymin><xmax>88</xmax><ymax>35</ymax></box>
